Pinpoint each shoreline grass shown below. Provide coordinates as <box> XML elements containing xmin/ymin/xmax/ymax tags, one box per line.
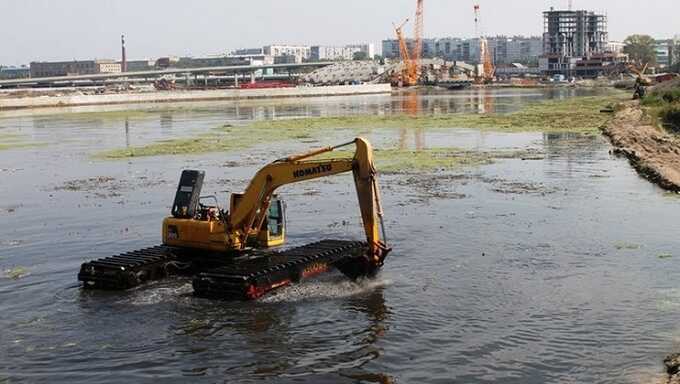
<box><xmin>641</xmin><ymin>81</ymin><xmax>680</xmax><ymax>132</ymax></box>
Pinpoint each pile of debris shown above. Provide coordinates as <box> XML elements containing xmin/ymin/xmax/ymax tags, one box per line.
<box><xmin>302</xmin><ymin>61</ymin><xmax>387</xmax><ymax>86</ymax></box>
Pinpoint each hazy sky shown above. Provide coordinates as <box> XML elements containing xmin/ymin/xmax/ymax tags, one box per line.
<box><xmin>1</xmin><ymin>0</ymin><xmax>678</xmax><ymax>65</ymax></box>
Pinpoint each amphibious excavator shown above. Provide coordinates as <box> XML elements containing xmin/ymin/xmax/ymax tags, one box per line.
<box><xmin>78</xmin><ymin>138</ymin><xmax>391</xmax><ymax>300</ymax></box>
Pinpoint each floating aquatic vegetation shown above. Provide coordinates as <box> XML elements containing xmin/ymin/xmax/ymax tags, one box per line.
<box><xmin>5</xmin><ymin>266</ymin><xmax>29</xmax><ymax>280</ymax></box>
<box><xmin>97</xmin><ymin>95</ymin><xmax>624</xmax><ymax>159</ymax></box>
<box><xmin>614</xmin><ymin>242</ymin><xmax>641</xmax><ymax>250</ymax></box>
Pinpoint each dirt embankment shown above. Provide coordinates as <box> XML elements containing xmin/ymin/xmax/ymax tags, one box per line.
<box><xmin>601</xmin><ymin>101</ymin><xmax>680</xmax><ymax>191</ymax></box>
<box><xmin>664</xmin><ymin>354</ymin><xmax>680</xmax><ymax>383</ymax></box>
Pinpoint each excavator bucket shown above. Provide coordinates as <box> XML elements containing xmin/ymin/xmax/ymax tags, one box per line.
<box><xmin>335</xmin><ymin>247</ymin><xmax>390</xmax><ymax>280</ymax></box>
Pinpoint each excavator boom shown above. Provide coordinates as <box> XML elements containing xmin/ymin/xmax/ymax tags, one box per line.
<box><xmin>227</xmin><ymin>137</ymin><xmax>390</xmax><ymax>275</ymax></box>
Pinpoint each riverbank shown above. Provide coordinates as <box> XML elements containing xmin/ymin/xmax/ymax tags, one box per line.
<box><xmin>601</xmin><ymin>82</ymin><xmax>680</xmax><ymax>191</ymax></box>
<box><xmin>0</xmin><ymin>83</ymin><xmax>392</xmax><ymax>110</ymax></box>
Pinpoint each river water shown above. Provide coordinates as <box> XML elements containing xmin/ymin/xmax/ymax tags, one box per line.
<box><xmin>1</xmin><ymin>88</ymin><xmax>679</xmax><ymax>383</ymax></box>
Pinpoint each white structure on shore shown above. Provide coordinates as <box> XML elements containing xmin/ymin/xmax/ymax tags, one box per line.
<box><xmin>310</xmin><ymin>44</ymin><xmax>375</xmax><ymax>61</ymax></box>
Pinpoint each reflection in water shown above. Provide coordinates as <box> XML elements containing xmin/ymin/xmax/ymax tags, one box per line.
<box><xmin>124</xmin><ymin>118</ymin><xmax>130</xmax><ymax>148</ymax></box>
<box><xmin>339</xmin><ymin>288</ymin><xmax>394</xmax><ymax>384</ymax></box>
<box><xmin>542</xmin><ymin>132</ymin><xmax>605</xmax><ymax>179</ymax></box>
<box><xmin>392</xmin><ymin>88</ymin><xmax>544</xmax><ymax>116</ymax></box>
<box><xmin>12</xmin><ymin>88</ymin><xmax>615</xmax><ymax>148</ymax></box>
<box><xmin>399</xmin><ymin>91</ymin><xmax>425</xmax><ymax>150</ymax></box>
<box><xmin>398</xmin><ymin>128</ymin><xmax>425</xmax><ymax>151</ymax></box>
<box><xmin>167</xmin><ymin>281</ymin><xmax>391</xmax><ymax>381</ymax></box>
<box><xmin>32</xmin><ymin>117</ymin><xmax>46</xmax><ymax>131</ymax></box>
<box><xmin>402</xmin><ymin>91</ymin><xmax>419</xmax><ymax>117</ymax></box>
<box><xmin>160</xmin><ymin>113</ymin><xmax>173</xmax><ymax>133</ymax></box>
<box><xmin>481</xmin><ymin>90</ymin><xmax>495</xmax><ymax>114</ymax></box>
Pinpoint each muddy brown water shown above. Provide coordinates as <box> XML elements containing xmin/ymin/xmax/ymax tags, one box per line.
<box><xmin>1</xmin><ymin>88</ymin><xmax>678</xmax><ymax>383</ymax></box>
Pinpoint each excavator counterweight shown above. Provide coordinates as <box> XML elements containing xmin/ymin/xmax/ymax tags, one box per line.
<box><xmin>78</xmin><ymin>138</ymin><xmax>391</xmax><ymax>300</ymax></box>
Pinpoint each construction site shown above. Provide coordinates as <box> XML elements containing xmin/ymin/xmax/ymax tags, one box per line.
<box><xmin>0</xmin><ymin>2</ymin><xmax>521</xmax><ymax>95</ymax></box>
<box><xmin>2</xmin><ymin>0</ymin><xmax>668</xmax><ymax>109</ymax></box>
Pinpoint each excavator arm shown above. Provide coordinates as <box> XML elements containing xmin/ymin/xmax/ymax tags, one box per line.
<box><xmin>227</xmin><ymin>137</ymin><xmax>391</xmax><ymax>275</ymax></box>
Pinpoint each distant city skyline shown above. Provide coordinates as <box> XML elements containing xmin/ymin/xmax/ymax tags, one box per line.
<box><xmin>1</xmin><ymin>0</ymin><xmax>679</xmax><ymax>65</ymax></box>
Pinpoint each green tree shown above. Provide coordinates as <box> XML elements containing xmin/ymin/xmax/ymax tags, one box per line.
<box><xmin>672</xmin><ymin>39</ymin><xmax>680</xmax><ymax>73</ymax></box>
<box><xmin>353</xmin><ymin>51</ymin><xmax>369</xmax><ymax>61</ymax></box>
<box><xmin>623</xmin><ymin>35</ymin><xmax>657</xmax><ymax>66</ymax></box>
<box><xmin>671</xmin><ymin>62</ymin><xmax>680</xmax><ymax>73</ymax></box>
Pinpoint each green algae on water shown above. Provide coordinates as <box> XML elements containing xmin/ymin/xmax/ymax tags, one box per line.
<box><xmin>96</xmin><ymin>95</ymin><xmax>624</xmax><ymax>159</ymax></box>
<box><xmin>376</xmin><ymin>149</ymin><xmax>494</xmax><ymax>173</ymax></box>
<box><xmin>0</xmin><ymin>142</ymin><xmax>42</xmax><ymax>151</ymax></box>
<box><xmin>5</xmin><ymin>266</ymin><xmax>28</xmax><ymax>280</ymax></box>
<box><xmin>97</xmin><ymin>120</ymin><xmax>322</xmax><ymax>159</ymax></box>
<box><xmin>0</xmin><ymin>132</ymin><xmax>43</xmax><ymax>151</ymax></box>
<box><xmin>313</xmin><ymin>147</ymin><xmax>539</xmax><ymax>174</ymax></box>
<box><xmin>246</xmin><ymin>95</ymin><xmax>624</xmax><ymax>133</ymax></box>
<box><xmin>614</xmin><ymin>241</ymin><xmax>641</xmax><ymax>250</ymax></box>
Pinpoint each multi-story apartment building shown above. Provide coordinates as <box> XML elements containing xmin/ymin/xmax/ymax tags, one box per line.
<box><xmin>310</xmin><ymin>44</ymin><xmax>375</xmax><ymax>61</ymax></box>
<box><xmin>262</xmin><ymin>45</ymin><xmax>311</xmax><ymax>62</ymax></box>
<box><xmin>655</xmin><ymin>39</ymin><xmax>677</xmax><ymax>68</ymax></box>
<box><xmin>30</xmin><ymin>59</ymin><xmax>120</xmax><ymax>78</ymax></box>
<box><xmin>0</xmin><ymin>66</ymin><xmax>30</xmax><ymax>80</ymax></box>
<box><xmin>383</xmin><ymin>36</ymin><xmax>541</xmax><ymax>64</ymax></box>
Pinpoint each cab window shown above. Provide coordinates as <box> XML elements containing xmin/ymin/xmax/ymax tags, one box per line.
<box><xmin>268</xmin><ymin>200</ymin><xmax>283</xmax><ymax>237</ymax></box>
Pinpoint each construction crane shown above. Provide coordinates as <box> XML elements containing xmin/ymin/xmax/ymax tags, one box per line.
<box><xmin>391</xmin><ymin>0</ymin><xmax>424</xmax><ymax>87</ymax></box>
<box><xmin>394</xmin><ymin>19</ymin><xmax>418</xmax><ymax>86</ymax></box>
<box><xmin>473</xmin><ymin>3</ymin><xmax>495</xmax><ymax>84</ymax></box>
<box><xmin>479</xmin><ymin>39</ymin><xmax>495</xmax><ymax>84</ymax></box>
<box><xmin>473</xmin><ymin>4</ymin><xmax>481</xmax><ymax>36</ymax></box>
<box><xmin>414</xmin><ymin>0</ymin><xmax>424</xmax><ymax>79</ymax></box>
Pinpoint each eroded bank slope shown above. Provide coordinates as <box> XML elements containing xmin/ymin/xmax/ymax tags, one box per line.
<box><xmin>601</xmin><ymin>101</ymin><xmax>680</xmax><ymax>191</ymax></box>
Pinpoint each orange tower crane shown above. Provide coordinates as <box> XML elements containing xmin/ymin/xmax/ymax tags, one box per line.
<box><xmin>392</xmin><ymin>0</ymin><xmax>424</xmax><ymax>87</ymax></box>
<box><xmin>474</xmin><ymin>4</ymin><xmax>495</xmax><ymax>83</ymax></box>
<box><xmin>394</xmin><ymin>19</ymin><xmax>418</xmax><ymax>86</ymax></box>
<box><xmin>413</xmin><ymin>0</ymin><xmax>424</xmax><ymax>79</ymax></box>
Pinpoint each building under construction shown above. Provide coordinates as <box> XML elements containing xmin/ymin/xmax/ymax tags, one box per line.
<box><xmin>543</xmin><ymin>8</ymin><xmax>608</xmax><ymax>58</ymax></box>
<box><xmin>540</xmin><ymin>7</ymin><xmax>626</xmax><ymax>77</ymax></box>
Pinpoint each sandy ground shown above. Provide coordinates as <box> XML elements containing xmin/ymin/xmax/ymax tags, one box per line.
<box><xmin>601</xmin><ymin>101</ymin><xmax>680</xmax><ymax>191</ymax></box>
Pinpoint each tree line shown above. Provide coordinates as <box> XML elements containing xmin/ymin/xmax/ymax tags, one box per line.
<box><xmin>624</xmin><ymin>34</ymin><xmax>680</xmax><ymax>72</ymax></box>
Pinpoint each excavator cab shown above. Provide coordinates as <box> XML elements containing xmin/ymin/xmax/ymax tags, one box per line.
<box><xmin>230</xmin><ymin>193</ymin><xmax>286</xmax><ymax>248</ymax></box>
<box><xmin>256</xmin><ymin>196</ymin><xmax>286</xmax><ymax>247</ymax></box>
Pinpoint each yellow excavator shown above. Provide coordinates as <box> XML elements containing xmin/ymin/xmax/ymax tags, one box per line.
<box><xmin>79</xmin><ymin>137</ymin><xmax>391</xmax><ymax>300</ymax></box>
<box><xmin>627</xmin><ymin>63</ymin><xmax>652</xmax><ymax>100</ymax></box>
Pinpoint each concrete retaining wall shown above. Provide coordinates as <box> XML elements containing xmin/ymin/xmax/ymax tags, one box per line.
<box><xmin>0</xmin><ymin>84</ymin><xmax>392</xmax><ymax>110</ymax></box>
